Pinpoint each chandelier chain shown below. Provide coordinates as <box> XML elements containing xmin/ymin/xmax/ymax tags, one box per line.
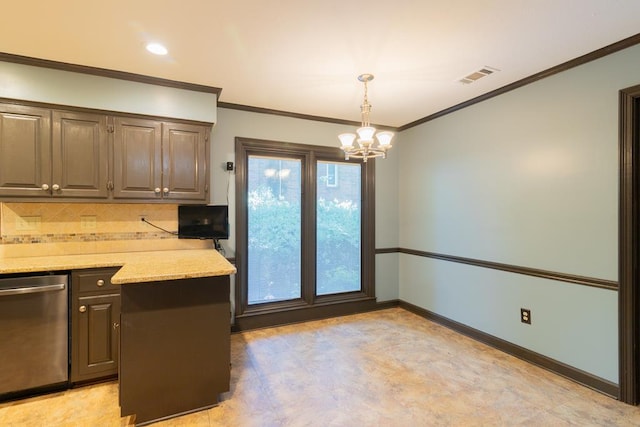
<box><xmin>360</xmin><ymin>79</ymin><xmax>371</xmax><ymax>127</ymax></box>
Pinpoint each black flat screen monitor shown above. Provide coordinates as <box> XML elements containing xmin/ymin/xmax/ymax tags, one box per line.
<box><xmin>178</xmin><ymin>205</ymin><xmax>229</xmax><ymax>240</ymax></box>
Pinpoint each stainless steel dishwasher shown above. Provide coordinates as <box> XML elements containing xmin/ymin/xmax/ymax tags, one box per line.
<box><xmin>0</xmin><ymin>274</ymin><xmax>69</xmax><ymax>396</ymax></box>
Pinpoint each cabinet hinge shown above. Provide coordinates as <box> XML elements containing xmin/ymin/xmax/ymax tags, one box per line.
<box><xmin>107</xmin><ymin>125</ymin><xmax>114</xmax><ymax>133</ymax></box>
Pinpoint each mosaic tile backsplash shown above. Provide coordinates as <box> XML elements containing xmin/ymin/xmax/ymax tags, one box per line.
<box><xmin>0</xmin><ymin>202</ymin><xmax>209</xmax><ymax>257</ymax></box>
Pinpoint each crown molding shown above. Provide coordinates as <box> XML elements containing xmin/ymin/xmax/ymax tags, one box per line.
<box><xmin>0</xmin><ymin>52</ymin><xmax>222</xmax><ymax>96</ymax></box>
<box><xmin>398</xmin><ymin>32</ymin><xmax>640</xmax><ymax>131</ymax></box>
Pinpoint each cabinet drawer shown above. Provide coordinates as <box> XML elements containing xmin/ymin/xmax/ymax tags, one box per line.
<box><xmin>74</xmin><ymin>268</ymin><xmax>120</xmax><ymax>294</ymax></box>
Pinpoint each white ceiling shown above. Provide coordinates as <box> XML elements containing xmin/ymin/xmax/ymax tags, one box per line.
<box><xmin>1</xmin><ymin>0</ymin><xmax>639</xmax><ymax>128</ymax></box>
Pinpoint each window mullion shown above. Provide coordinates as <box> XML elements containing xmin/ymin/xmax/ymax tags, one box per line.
<box><xmin>301</xmin><ymin>151</ymin><xmax>316</xmax><ymax>305</ymax></box>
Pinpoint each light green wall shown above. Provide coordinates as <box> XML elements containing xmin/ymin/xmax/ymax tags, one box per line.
<box><xmin>210</xmin><ymin>108</ymin><xmax>400</xmax><ymax>303</ymax></box>
<box><xmin>0</xmin><ymin>61</ymin><xmax>217</xmax><ymax>122</ymax></box>
<box><xmin>374</xmin><ymin>142</ymin><xmax>400</xmax><ymax>302</ymax></box>
<box><xmin>398</xmin><ymin>43</ymin><xmax>640</xmax><ymax>383</ymax></box>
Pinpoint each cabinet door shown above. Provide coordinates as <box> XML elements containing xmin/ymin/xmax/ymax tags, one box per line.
<box><xmin>0</xmin><ymin>104</ymin><xmax>52</xmax><ymax>197</ymax></box>
<box><xmin>73</xmin><ymin>293</ymin><xmax>121</xmax><ymax>381</ymax></box>
<box><xmin>113</xmin><ymin>117</ymin><xmax>162</xmax><ymax>199</ymax></box>
<box><xmin>162</xmin><ymin>122</ymin><xmax>209</xmax><ymax>201</ymax></box>
<box><xmin>52</xmin><ymin>110</ymin><xmax>109</xmax><ymax>198</ymax></box>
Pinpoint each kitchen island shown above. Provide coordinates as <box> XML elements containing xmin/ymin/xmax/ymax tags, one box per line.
<box><xmin>118</xmin><ymin>274</ymin><xmax>232</xmax><ymax>425</ymax></box>
<box><xmin>0</xmin><ymin>249</ymin><xmax>236</xmax><ymax>425</ymax></box>
<box><xmin>111</xmin><ymin>250</ymin><xmax>235</xmax><ymax>425</ymax></box>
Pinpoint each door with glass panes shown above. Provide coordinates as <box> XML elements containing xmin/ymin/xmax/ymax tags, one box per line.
<box><xmin>235</xmin><ymin>139</ymin><xmax>373</xmax><ymax>317</ymax></box>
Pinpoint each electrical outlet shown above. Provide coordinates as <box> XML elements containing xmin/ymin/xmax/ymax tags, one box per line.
<box><xmin>226</xmin><ymin>161</ymin><xmax>234</xmax><ymax>171</ymax></box>
<box><xmin>521</xmin><ymin>308</ymin><xmax>531</xmax><ymax>325</ymax></box>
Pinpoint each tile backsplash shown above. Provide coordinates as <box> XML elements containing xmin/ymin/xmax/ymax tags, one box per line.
<box><xmin>0</xmin><ymin>202</ymin><xmax>209</xmax><ymax>258</ymax></box>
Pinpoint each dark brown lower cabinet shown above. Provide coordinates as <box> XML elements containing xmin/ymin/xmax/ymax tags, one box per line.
<box><xmin>71</xmin><ymin>269</ymin><xmax>121</xmax><ymax>383</ymax></box>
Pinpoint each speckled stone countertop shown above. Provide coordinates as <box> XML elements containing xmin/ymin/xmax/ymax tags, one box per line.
<box><xmin>0</xmin><ymin>249</ymin><xmax>236</xmax><ymax>284</ymax></box>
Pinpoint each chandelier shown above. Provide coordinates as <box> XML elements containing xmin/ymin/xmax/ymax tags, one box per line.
<box><xmin>338</xmin><ymin>74</ymin><xmax>394</xmax><ymax>162</ymax></box>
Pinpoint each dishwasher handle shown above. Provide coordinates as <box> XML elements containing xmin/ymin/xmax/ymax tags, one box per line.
<box><xmin>0</xmin><ymin>283</ymin><xmax>66</xmax><ymax>297</ymax></box>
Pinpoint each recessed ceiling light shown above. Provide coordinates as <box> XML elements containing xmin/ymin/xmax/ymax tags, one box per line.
<box><xmin>146</xmin><ymin>43</ymin><xmax>168</xmax><ymax>56</ymax></box>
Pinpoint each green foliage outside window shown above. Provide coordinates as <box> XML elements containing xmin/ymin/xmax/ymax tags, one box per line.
<box><xmin>247</xmin><ymin>186</ymin><xmax>361</xmax><ymax>302</ymax></box>
<box><xmin>316</xmin><ymin>197</ymin><xmax>361</xmax><ymax>295</ymax></box>
<box><xmin>248</xmin><ymin>185</ymin><xmax>301</xmax><ymax>303</ymax></box>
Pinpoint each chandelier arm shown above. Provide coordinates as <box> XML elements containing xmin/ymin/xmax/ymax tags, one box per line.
<box><xmin>340</xmin><ymin>149</ymin><xmax>386</xmax><ymax>160</ymax></box>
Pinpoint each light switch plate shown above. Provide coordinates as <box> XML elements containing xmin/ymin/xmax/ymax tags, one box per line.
<box><xmin>15</xmin><ymin>216</ymin><xmax>41</xmax><ymax>230</ymax></box>
<box><xmin>80</xmin><ymin>215</ymin><xmax>97</xmax><ymax>229</ymax></box>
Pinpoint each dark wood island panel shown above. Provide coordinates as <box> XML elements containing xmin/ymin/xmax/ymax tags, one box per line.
<box><xmin>119</xmin><ymin>275</ymin><xmax>230</xmax><ymax>425</ymax></box>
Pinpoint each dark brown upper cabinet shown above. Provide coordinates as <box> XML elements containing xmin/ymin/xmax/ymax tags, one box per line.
<box><xmin>0</xmin><ymin>103</ymin><xmax>52</xmax><ymax>197</ymax></box>
<box><xmin>112</xmin><ymin>117</ymin><xmax>163</xmax><ymax>199</ymax></box>
<box><xmin>53</xmin><ymin>110</ymin><xmax>109</xmax><ymax>198</ymax></box>
<box><xmin>113</xmin><ymin>117</ymin><xmax>209</xmax><ymax>201</ymax></box>
<box><xmin>0</xmin><ymin>105</ymin><xmax>108</xmax><ymax>198</ymax></box>
<box><xmin>162</xmin><ymin>121</ymin><xmax>209</xmax><ymax>201</ymax></box>
<box><xmin>0</xmin><ymin>99</ymin><xmax>211</xmax><ymax>203</ymax></box>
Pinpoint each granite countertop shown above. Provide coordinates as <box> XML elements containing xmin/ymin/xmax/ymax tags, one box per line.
<box><xmin>0</xmin><ymin>249</ymin><xmax>236</xmax><ymax>284</ymax></box>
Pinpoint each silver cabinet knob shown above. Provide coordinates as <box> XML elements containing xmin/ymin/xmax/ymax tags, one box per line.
<box><xmin>41</xmin><ymin>184</ymin><xmax>49</xmax><ymax>191</ymax></box>
<box><xmin>163</xmin><ymin>187</ymin><xmax>169</xmax><ymax>194</ymax></box>
<box><xmin>154</xmin><ymin>187</ymin><xmax>161</xmax><ymax>194</ymax></box>
<box><xmin>79</xmin><ymin>305</ymin><xmax>87</xmax><ymax>313</ymax></box>
<box><xmin>52</xmin><ymin>184</ymin><xmax>60</xmax><ymax>191</ymax></box>
<box><xmin>113</xmin><ymin>322</ymin><xmax>120</xmax><ymax>330</ymax></box>
<box><xmin>97</xmin><ymin>279</ymin><xmax>105</xmax><ymax>287</ymax></box>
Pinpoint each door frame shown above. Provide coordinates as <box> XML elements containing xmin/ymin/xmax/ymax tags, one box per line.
<box><xmin>619</xmin><ymin>83</ymin><xmax>640</xmax><ymax>404</ymax></box>
<box><xmin>233</xmin><ymin>137</ymin><xmax>377</xmax><ymax>329</ymax></box>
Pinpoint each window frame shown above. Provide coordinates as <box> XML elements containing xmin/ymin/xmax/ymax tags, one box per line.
<box><xmin>234</xmin><ymin>137</ymin><xmax>375</xmax><ymax>321</ymax></box>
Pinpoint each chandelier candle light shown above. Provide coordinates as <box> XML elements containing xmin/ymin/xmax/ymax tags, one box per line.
<box><xmin>338</xmin><ymin>74</ymin><xmax>394</xmax><ymax>162</ymax></box>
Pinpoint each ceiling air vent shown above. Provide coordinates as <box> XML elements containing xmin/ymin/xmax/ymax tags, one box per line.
<box><xmin>458</xmin><ymin>66</ymin><xmax>499</xmax><ymax>84</ymax></box>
